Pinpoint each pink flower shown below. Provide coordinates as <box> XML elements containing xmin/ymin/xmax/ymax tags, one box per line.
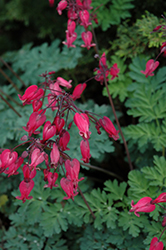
<box><xmin>53</xmin><ymin>116</ymin><xmax>65</xmax><ymax>135</ymax></box>
<box><xmin>162</xmin><ymin>216</ymin><xmax>166</xmax><ymax>227</ymax></box>
<box><xmin>99</xmin><ymin>116</ymin><xmax>119</xmax><ymax>140</ymax></box>
<box><xmin>57</xmin><ymin>0</ymin><xmax>67</xmax><ymax>15</ymax></box>
<box><xmin>50</xmin><ymin>143</ymin><xmax>60</xmax><ymax>166</ymax></box>
<box><xmin>81</xmin><ymin>31</ymin><xmax>96</xmax><ymax>50</ymax></box>
<box><xmin>0</xmin><ymin>149</ymin><xmax>18</xmax><ymax>168</ymax></box>
<box><xmin>94</xmin><ymin>52</ymin><xmax>110</xmax><ymax>84</ymax></box>
<box><xmin>80</xmin><ymin>140</ymin><xmax>91</xmax><ymax>163</ymax></box>
<box><xmin>32</xmin><ymin>100</ymin><xmax>43</xmax><ymax>112</ymax></box>
<box><xmin>152</xmin><ymin>25</ymin><xmax>163</xmax><ymax>32</ymax></box>
<box><xmin>60</xmin><ymin>178</ymin><xmax>78</xmax><ymax>200</ymax></box>
<box><xmin>47</xmin><ymin>94</ymin><xmax>57</xmax><ymax>111</ymax></box>
<box><xmin>140</xmin><ymin>59</ymin><xmax>159</xmax><ymax>78</ymax></box>
<box><xmin>70</xmin><ymin>83</ymin><xmax>87</xmax><ymax>100</ymax></box>
<box><xmin>49</xmin><ymin>0</ymin><xmax>54</xmax><ymax>7</ymax></box>
<box><xmin>149</xmin><ymin>237</ymin><xmax>164</xmax><ymax>250</ymax></box>
<box><xmin>62</xmin><ymin>32</ymin><xmax>77</xmax><ymax>48</ymax></box>
<box><xmin>18</xmin><ymin>85</ymin><xmax>44</xmax><ymax>106</ymax></box>
<box><xmin>66</xmin><ymin>19</ymin><xmax>76</xmax><ymax>35</ymax></box>
<box><xmin>129</xmin><ymin>197</ymin><xmax>156</xmax><ymax>217</ymax></box>
<box><xmin>49</xmin><ymin>82</ymin><xmax>62</xmax><ymax>96</ymax></box>
<box><xmin>160</xmin><ymin>42</ymin><xmax>166</xmax><ymax>57</ymax></box>
<box><xmin>23</xmin><ymin>164</ymin><xmax>36</xmax><ymax>182</ymax></box>
<box><xmin>152</xmin><ymin>193</ymin><xmax>166</xmax><ymax>204</ymax></box>
<box><xmin>79</xmin><ymin>10</ymin><xmax>92</xmax><ymax>29</ymax></box>
<box><xmin>16</xmin><ymin>180</ymin><xmax>34</xmax><ymax>203</ymax></box>
<box><xmin>74</xmin><ymin>113</ymin><xmax>91</xmax><ymax>140</ymax></box>
<box><xmin>23</xmin><ymin>110</ymin><xmax>46</xmax><ymax>136</ymax></box>
<box><xmin>56</xmin><ymin>77</ymin><xmax>72</xmax><ymax>89</ymax></box>
<box><xmin>65</xmin><ymin>159</ymin><xmax>84</xmax><ymax>183</ymax></box>
<box><xmin>29</xmin><ymin>148</ymin><xmax>46</xmax><ymax>169</ymax></box>
<box><xmin>4</xmin><ymin>157</ymin><xmax>24</xmax><ymax>177</ymax></box>
<box><xmin>44</xmin><ymin>172</ymin><xmax>58</xmax><ymax>189</ymax></box>
<box><xmin>110</xmin><ymin>63</ymin><xmax>120</xmax><ymax>80</ymax></box>
<box><xmin>42</xmin><ymin>121</ymin><xmax>56</xmax><ymax>141</ymax></box>
<box><xmin>59</xmin><ymin>130</ymin><xmax>70</xmax><ymax>151</ymax></box>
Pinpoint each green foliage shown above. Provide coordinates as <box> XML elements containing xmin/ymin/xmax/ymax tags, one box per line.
<box><xmin>68</xmin><ymin>100</ymin><xmax>116</xmax><ymax>162</ymax></box>
<box><xmin>136</xmin><ymin>11</ymin><xmax>165</xmax><ymax>48</ymax></box>
<box><xmin>102</xmin><ymin>55</ymin><xmax>132</xmax><ymax>102</ymax></box>
<box><xmin>121</xmin><ymin>56</ymin><xmax>166</xmax><ymax>155</ymax></box>
<box><xmin>110</xmin><ymin>12</ymin><xmax>165</xmax><ymax>59</ymax></box>
<box><xmin>2</xmin><ymin>39</ymin><xmax>82</xmax><ymax>86</ymax></box>
<box><xmin>91</xmin><ymin>0</ymin><xmax>134</xmax><ymax>31</ymax></box>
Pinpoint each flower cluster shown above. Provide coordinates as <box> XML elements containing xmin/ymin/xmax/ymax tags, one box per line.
<box><xmin>0</xmin><ymin>71</ymin><xmax>119</xmax><ymax>203</ymax></box>
<box><xmin>130</xmin><ymin>194</ymin><xmax>166</xmax><ymax>249</ymax></box>
<box><xmin>94</xmin><ymin>52</ymin><xmax>120</xmax><ymax>85</ymax></box>
<box><xmin>141</xmin><ymin>16</ymin><xmax>166</xmax><ymax>78</ymax></box>
<box><xmin>55</xmin><ymin>0</ymin><xmax>96</xmax><ymax>49</ymax></box>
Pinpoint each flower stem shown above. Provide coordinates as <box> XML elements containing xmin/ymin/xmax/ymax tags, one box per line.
<box><xmin>0</xmin><ymin>56</ymin><xmax>26</xmax><ymax>88</ymax></box>
<box><xmin>77</xmin><ymin>185</ymin><xmax>96</xmax><ymax>219</ymax></box>
<box><xmin>104</xmin><ymin>77</ymin><xmax>133</xmax><ymax>170</ymax></box>
<box><xmin>0</xmin><ymin>94</ymin><xmax>22</xmax><ymax>117</ymax></box>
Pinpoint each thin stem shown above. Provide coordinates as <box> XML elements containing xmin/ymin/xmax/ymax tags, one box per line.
<box><xmin>80</xmin><ymin>162</ymin><xmax>123</xmax><ymax>181</ymax></box>
<box><xmin>0</xmin><ymin>94</ymin><xmax>22</xmax><ymax>117</ymax></box>
<box><xmin>0</xmin><ymin>68</ymin><xmax>22</xmax><ymax>94</ymax></box>
<box><xmin>0</xmin><ymin>88</ymin><xmax>22</xmax><ymax>106</ymax></box>
<box><xmin>91</xmin><ymin>24</ymin><xmax>133</xmax><ymax>170</ymax></box>
<box><xmin>0</xmin><ymin>56</ymin><xmax>26</xmax><ymax>87</ymax></box>
<box><xmin>104</xmin><ymin>78</ymin><xmax>133</xmax><ymax>170</ymax></box>
<box><xmin>159</xmin><ymin>226</ymin><xmax>166</xmax><ymax>241</ymax></box>
<box><xmin>77</xmin><ymin>185</ymin><xmax>96</xmax><ymax>219</ymax></box>
<box><xmin>156</xmin><ymin>203</ymin><xmax>166</xmax><ymax>211</ymax></box>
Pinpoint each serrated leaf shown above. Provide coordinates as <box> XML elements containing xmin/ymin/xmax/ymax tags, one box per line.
<box><xmin>104</xmin><ymin>179</ymin><xmax>127</xmax><ymax>200</ymax></box>
<box><xmin>118</xmin><ymin>211</ymin><xmax>145</xmax><ymax>237</ymax></box>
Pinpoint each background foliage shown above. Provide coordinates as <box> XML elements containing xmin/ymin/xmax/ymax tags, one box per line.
<box><xmin>1</xmin><ymin>0</ymin><xmax>166</xmax><ymax>249</ymax></box>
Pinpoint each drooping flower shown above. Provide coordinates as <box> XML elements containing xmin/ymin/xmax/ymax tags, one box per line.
<box><xmin>140</xmin><ymin>59</ymin><xmax>159</xmax><ymax>78</ymax></box>
<box><xmin>56</xmin><ymin>77</ymin><xmax>72</xmax><ymax>89</ymax></box>
<box><xmin>18</xmin><ymin>85</ymin><xmax>44</xmax><ymax>106</ymax></box>
<box><xmin>57</xmin><ymin>0</ymin><xmax>67</xmax><ymax>15</ymax></box>
<box><xmin>0</xmin><ymin>149</ymin><xmax>18</xmax><ymax>169</ymax></box>
<box><xmin>66</xmin><ymin>19</ymin><xmax>76</xmax><ymax>35</ymax></box>
<box><xmin>4</xmin><ymin>157</ymin><xmax>24</xmax><ymax>177</ymax></box>
<box><xmin>59</xmin><ymin>130</ymin><xmax>70</xmax><ymax>151</ymax></box>
<box><xmin>152</xmin><ymin>193</ymin><xmax>166</xmax><ymax>204</ymax></box>
<box><xmin>94</xmin><ymin>52</ymin><xmax>110</xmax><ymax>84</ymax></box>
<box><xmin>81</xmin><ymin>31</ymin><xmax>96</xmax><ymax>50</ymax></box>
<box><xmin>79</xmin><ymin>10</ymin><xmax>92</xmax><ymax>29</ymax></box>
<box><xmin>50</xmin><ymin>143</ymin><xmax>60</xmax><ymax>166</ymax></box>
<box><xmin>160</xmin><ymin>42</ymin><xmax>166</xmax><ymax>57</ymax></box>
<box><xmin>23</xmin><ymin>110</ymin><xmax>46</xmax><ymax>136</ymax></box>
<box><xmin>80</xmin><ymin>140</ymin><xmax>91</xmax><ymax>163</ymax></box>
<box><xmin>23</xmin><ymin>164</ymin><xmax>36</xmax><ymax>182</ymax></box>
<box><xmin>70</xmin><ymin>83</ymin><xmax>87</xmax><ymax>100</ymax></box>
<box><xmin>60</xmin><ymin>177</ymin><xmax>78</xmax><ymax>200</ymax></box>
<box><xmin>29</xmin><ymin>148</ymin><xmax>46</xmax><ymax>169</ymax></box>
<box><xmin>49</xmin><ymin>0</ymin><xmax>54</xmax><ymax>7</ymax></box>
<box><xmin>62</xmin><ymin>32</ymin><xmax>77</xmax><ymax>48</ymax></box>
<box><xmin>44</xmin><ymin>172</ymin><xmax>58</xmax><ymax>189</ymax></box>
<box><xmin>32</xmin><ymin>100</ymin><xmax>43</xmax><ymax>112</ymax></box>
<box><xmin>65</xmin><ymin>159</ymin><xmax>84</xmax><ymax>183</ymax></box>
<box><xmin>149</xmin><ymin>237</ymin><xmax>164</xmax><ymax>250</ymax></box>
<box><xmin>16</xmin><ymin>180</ymin><xmax>34</xmax><ymax>203</ymax></box>
<box><xmin>129</xmin><ymin>197</ymin><xmax>156</xmax><ymax>217</ymax></box>
<box><xmin>74</xmin><ymin>113</ymin><xmax>91</xmax><ymax>139</ymax></box>
<box><xmin>99</xmin><ymin>116</ymin><xmax>119</xmax><ymax>140</ymax></box>
<box><xmin>53</xmin><ymin>116</ymin><xmax>65</xmax><ymax>135</ymax></box>
<box><xmin>42</xmin><ymin>121</ymin><xmax>56</xmax><ymax>141</ymax></box>
<box><xmin>152</xmin><ymin>25</ymin><xmax>163</xmax><ymax>32</ymax></box>
<box><xmin>110</xmin><ymin>63</ymin><xmax>120</xmax><ymax>80</ymax></box>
